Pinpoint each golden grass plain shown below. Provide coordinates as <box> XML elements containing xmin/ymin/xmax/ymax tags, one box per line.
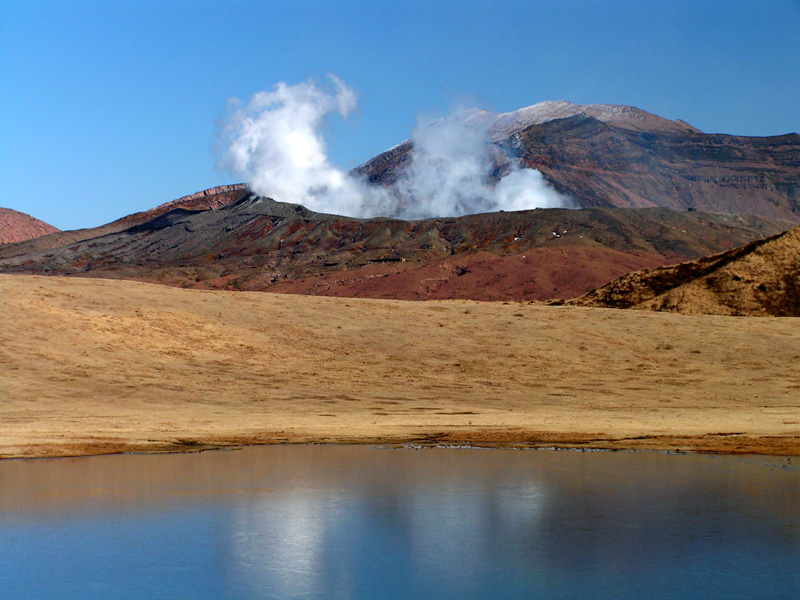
<box><xmin>1</xmin><ymin>273</ymin><xmax>798</xmax><ymax>458</ymax></box>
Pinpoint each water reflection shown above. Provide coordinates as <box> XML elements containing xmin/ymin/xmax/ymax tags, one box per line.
<box><xmin>0</xmin><ymin>447</ymin><xmax>798</xmax><ymax>599</ymax></box>
<box><xmin>216</xmin><ymin>451</ymin><xmax>552</xmax><ymax>599</ymax></box>
<box><xmin>231</xmin><ymin>492</ymin><xmax>334</xmax><ymax>598</ymax></box>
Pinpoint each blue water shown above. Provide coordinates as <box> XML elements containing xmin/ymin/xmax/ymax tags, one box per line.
<box><xmin>1</xmin><ymin>446</ymin><xmax>798</xmax><ymax>599</ymax></box>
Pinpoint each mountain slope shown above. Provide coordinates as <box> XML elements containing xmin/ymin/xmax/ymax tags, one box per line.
<box><xmin>3</xmin><ymin>273</ymin><xmax>799</xmax><ymax>457</ymax></box>
<box><xmin>0</xmin><ymin>189</ymin><xmax>792</xmax><ymax>301</ymax></box>
<box><xmin>570</xmin><ymin>225</ymin><xmax>800</xmax><ymax>316</ymax></box>
<box><xmin>354</xmin><ymin>101</ymin><xmax>800</xmax><ymax>221</ymax></box>
<box><xmin>0</xmin><ymin>184</ymin><xmax>248</xmax><ymax>258</ymax></box>
<box><xmin>2</xmin><ymin>100</ymin><xmax>797</xmax><ymax>302</ymax></box>
<box><xmin>0</xmin><ymin>208</ymin><xmax>60</xmax><ymax>245</ymax></box>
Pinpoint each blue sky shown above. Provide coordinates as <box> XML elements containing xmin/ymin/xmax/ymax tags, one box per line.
<box><xmin>2</xmin><ymin>0</ymin><xmax>799</xmax><ymax>230</ymax></box>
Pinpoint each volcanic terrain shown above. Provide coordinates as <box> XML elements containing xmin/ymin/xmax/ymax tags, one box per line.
<box><xmin>356</xmin><ymin>101</ymin><xmax>800</xmax><ymax>221</ymax></box>
<box><xmin>1</xmin><ymin>101</ymin><xmax>797</xmax><ymax>302</ymax></box>
<box><xmin>2</xmin><ymin>101</ymin><xmax>799</xmax><ymax>459</ymax></box>
<box><xmin>0</xmin><ymin>208</ymin><xmax>59</xmax><ymax>245</ymax></box>
<box><xmin>571</xmin><ymin>224</ymin><xmax>800</xmax><ymax>316</ymax></box>
<box><xmin>0</xmin><ymin>184</ymin><xmax>248</xmax><ymax>255</ymax></box>
<box><xmin>0</xmin><ymin>188</ymin><xmax>792</xmax><ymax>301</ymax></box>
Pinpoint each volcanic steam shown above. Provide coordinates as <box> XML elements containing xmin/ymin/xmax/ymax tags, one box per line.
<box><xmin>218</xmin><ymin>76</ymin><xmax>569</xmax><ymax>218</ymax></box>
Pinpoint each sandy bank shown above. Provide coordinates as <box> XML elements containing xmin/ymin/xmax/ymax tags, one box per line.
<box><xmin>1</xmin><ymin>274</ymin><xmax>798</xmax><ymax>458</ymax></box>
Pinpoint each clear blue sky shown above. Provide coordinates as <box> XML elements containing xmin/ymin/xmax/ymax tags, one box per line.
<box><xmin>2</xmin><ymin>0</ymin><xmax>798</xmax><ymax>230</ymax></box>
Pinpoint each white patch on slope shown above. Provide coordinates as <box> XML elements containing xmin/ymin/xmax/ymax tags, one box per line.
<box><xmin>487</xmin><ymin>100</ymin><xmax>699</xmax><ymax>138</ymax></box>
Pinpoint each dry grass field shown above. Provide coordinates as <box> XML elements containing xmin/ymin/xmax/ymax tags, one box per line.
<box><xmin>1</xmin><ymin>273</ymin><xmax>798</xmax><ymax>458</ymax></box>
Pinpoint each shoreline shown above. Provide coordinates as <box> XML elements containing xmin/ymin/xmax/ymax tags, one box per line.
<box><xmin>5</xmin><ymin>430</ymin><xmax>799</xmax><ymax>460</ymax></box>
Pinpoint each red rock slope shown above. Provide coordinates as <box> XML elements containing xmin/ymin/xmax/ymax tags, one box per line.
<box><xmin>0</xmin><ymin>189</ymin><xmax>792</xmax><ymax>302</ymax></box>
<box><xmin>0</xmin><ymin>208</ymin><xmax>59</xmax><ymax>245</ymax></box>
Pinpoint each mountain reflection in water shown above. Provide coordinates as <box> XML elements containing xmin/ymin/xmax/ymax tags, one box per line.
<box><xmin>1</xmin><ymin>446</ymin><xmax>798</xmax><ymax>599</ymax></box>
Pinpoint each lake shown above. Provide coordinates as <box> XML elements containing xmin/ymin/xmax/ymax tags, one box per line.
<box><xmin>1</xmin><ymin>445</ymin><xmax>799</xmax><ymax>599</ymax></box>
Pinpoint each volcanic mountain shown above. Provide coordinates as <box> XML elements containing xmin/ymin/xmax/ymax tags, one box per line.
<box><xmin>354</xmin><ymin>101</ymin><xmax>800</xmax><ymax>222</ymax></box>
<box><xmin>2</xmin><ymin>101</ymin><xmax>797</xmax><ymax>301</ymax></box>
<box><xmin>569</xmin><ymin>224</ymin><xmax>800</xmax><ymax>316</ymax></box>
<box><xmin>0</xmin><ymin>208</ymin><xmax>59</xmax><ymax>245</ymax></box>
<box><xmin>0</xmin><ymin>185</ymin><xmax>792</xmax><ymax>302</ymax></box>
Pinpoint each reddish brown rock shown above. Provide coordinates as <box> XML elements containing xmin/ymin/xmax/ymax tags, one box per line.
<box><xmin>0</xmin><ymin>184</ymin><xmax>248</xmax><ymax>257</ymax></box>
<box><xmin>0</xmin><ymin>208</ymin><xmax>59</xmax><ymax>245</ymax></box>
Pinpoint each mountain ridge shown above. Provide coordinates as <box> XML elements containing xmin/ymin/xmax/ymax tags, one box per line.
<box><xmin>354</xmin><ymin>100</ymin><xmax>800</xmax><ymax>222</ymax></box>
<box><xmin>464</xmin><ymin>100</ymin><xmax>702</xmax><ymax>138</ymax></box>
<box><xmin>0</xmin><ymin>184</ymin><xmax>249</xmax><ymax>258</ymax></box>
<box><xmin>2</xmin><ymin>100</ymin><xmax>798</xmax><ymax>302</ymax></box>
<box><xmin>0</xmin><ymin>186</ymin><xmax>792</xmax><ymax>302</ymax></box>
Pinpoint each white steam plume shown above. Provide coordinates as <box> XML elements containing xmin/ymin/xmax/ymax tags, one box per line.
<box><xmin>395</xmin><ymin>113</ymin><xmax>568</xmax><ymax>218</ymax></box>
<box><xmin>218</xmin><ymin>76</ymin><xmax>570</xmax><ymax>218</ymax></box>
<box><xmin>218</xmin><ymin>75</ymin><xmax>382</xmax><ymax>216</ymax></box>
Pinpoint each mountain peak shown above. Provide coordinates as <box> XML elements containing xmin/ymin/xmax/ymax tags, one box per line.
<box><xmin>486</xmin><ymin>100</ymin><xmax>701</xmax><ymax>138</ymax></box>
<box><xmin>406</xmin><ymin>101</ymin><xmax>700</xmax><ymax>148</ymax></box>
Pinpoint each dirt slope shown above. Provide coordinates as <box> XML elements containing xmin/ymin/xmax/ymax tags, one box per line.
<box><xmin>1</xmin><ymin>274</ymin><xmax>798</xmax><ymax>458</ymax></box>
<box><xmin>571</xmin><ymin>225</ymin><xmax>800</xmax><ymax>316</ymax></box>
<box><xmin>0</xmin><ymin>208</ymin><xmax>59</xmax><ymax>244</ymax></box>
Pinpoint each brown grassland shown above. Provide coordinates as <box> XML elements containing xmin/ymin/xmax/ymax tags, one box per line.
<box><xmin>1</xmin><ymin>273</ymin><xmax>798</xmax><ymax>458</ymax></box>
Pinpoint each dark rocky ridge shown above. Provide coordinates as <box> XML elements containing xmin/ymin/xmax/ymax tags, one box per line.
<box><xmin>0</xmin><ymin>187</ymin><xmax>792</xmax><ymax>301</ymax></box>
<box><xmin>3</xmin><ymin>101</ymin><xmax>797</xmax><ymax>301</ymax></box>
<box><xmin>0</xmin><ymin>184</ymin><xmax>249</xmax><ymax>258</ymax></box>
